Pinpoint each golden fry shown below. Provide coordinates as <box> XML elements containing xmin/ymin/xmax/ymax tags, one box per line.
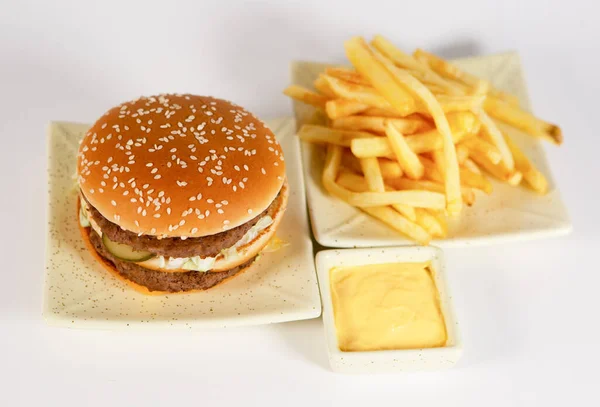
<box><xmin>336</xmin><ymin>171</ymin><xmax>417</xmax><ymax>221</ymax></box>
<box><xmin>283</xmin><ymin>85</ymin><xmax>329</xmax><ymax>109</ymax></box>
<box><xmin>359</xmin><ymin>157</ymin><xmax>385</xmax><ymax>192</ymax></box>
<box><xmin>314</xmin><ymin>75</ymin><xmax>337</xmax><ymax>98</ymax></box>
<box><xmin>385</xmin><ymin>121</ymin><xmax>425</xmax><ymax>179</ymax></box>
<box><xmin>331</xmin><ymin>115</ymin><xmax>428</xmax><ymax>135</ymax></box>
<box><xmin>503</xmin><ymin>134</ymin><xmax>549</xmax><ymax>194</ymax></box>
<box><xmin>389</xmin><ymin>176</ymin><xmax>475</xmax><ymax>205</ymax></box>
<box><xmin>470</xmin><ymin>150</ymin><xmax>523</xmax><ymax>186</ymax></box>
<box><xmin>475</xmin><ymin>109</ymin><xmax>515</xmax><ymax>171</ymax></box>
<box><xmin>455</xmin><ymin>144</ymin><xmax>470</xmax><ymax>164</ymax></box>
<box><xmin>323</xmin><ymin>75</ymin><xmax>390</xmax><ymax>108</ymax></box>
<box><xmin>461</xmin><ymin>137</ymin><xmax>503</xmax><ymax>165</ymax></box>
<box><xmin>484</xmin><ymin>96</ymin><xmax>562</xmax><ymax>145</ymax></box>
<box><xmin>414</xmin><ymin>49</ymin><xmax>491</xmax><ymax>94</ymax></box>
<box><xmin>460</xmin><ymin>167</ymin><xmax>493</xmax><ymax>194</ymax></box>
<box><xmin>325</xmin><ymin>99</ymin><xmax>369</xmax><ymax>119</ymax></box>
<box><xmin>325</xmin><ymin>66</ymin><xmax>372</xmax><ymax>86</ymax></box>
<box><xmin>371</xmin><ymin>35</ymin><xmax>463</xmax><ymax>95</ymax></box>
<box><xmin>415</xmin><ymin>208</ymin><xmax>445</xmax><ymax>237</ymax></box>
<box><xmin>299</xmin><ymin>125</ymin><xmax>373</xmax><ymax>147</ymax></box>
<box><xmin>345</xmin><ymin>37</ymin><xmax>417</xmax><ymax>116</ymax></box>
<box><xmin>362</xmin><ymin>206</ymin><xmax>431</xmax><ymax>244</ymax></box>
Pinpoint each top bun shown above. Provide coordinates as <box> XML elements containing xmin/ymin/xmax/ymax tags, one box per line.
<box><xmin>77</xmin><ymin>94</ymin><xmax>286</xmax><ymax>238</ymax></box>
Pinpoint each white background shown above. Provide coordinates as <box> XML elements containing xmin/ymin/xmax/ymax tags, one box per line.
<box><xmin>1</xmin><ymin>0</ymin><xmax>599</xmax><ymax>405</ymax></box>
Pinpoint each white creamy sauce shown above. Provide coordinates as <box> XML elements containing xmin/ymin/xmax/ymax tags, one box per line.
<box><xmin>79</xmin><ymin>197</ymin><xmax>273</xmax><ymax>273</ymax></box>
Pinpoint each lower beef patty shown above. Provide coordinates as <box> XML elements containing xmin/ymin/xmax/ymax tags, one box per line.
<box><xmin>89</xmin><ymin>230</ymin><xmax>255</xmax><ymax>292</ymax></box>
<box><xmin>84</xmin><ymin>187</ymin><xmax>283</xmax><ymax>259</ymax></box>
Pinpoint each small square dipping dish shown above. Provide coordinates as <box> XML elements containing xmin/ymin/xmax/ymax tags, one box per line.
<box><xmin>316</xmin><ymin>246</ymin><xmax>463</xmax><ymax>373</ymax></box>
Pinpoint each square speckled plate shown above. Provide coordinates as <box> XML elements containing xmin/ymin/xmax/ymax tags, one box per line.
<box><xmin>44</xmin><ymin>118</ymin><xmax>321</xmax><ymax>329</ymax></box>
<box><xmin>292</xmin><ymin>53</ymin><xmax>571</xmax><ymax>248</ymax></box>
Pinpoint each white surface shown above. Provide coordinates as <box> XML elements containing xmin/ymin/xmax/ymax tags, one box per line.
<box><xmin>43</xmin><ymin>118</ymin><xmax>321</xmax><ymax>329</ymax></box>
<box><xmin>296</xmin><ymin>55</ymin><xmax>572</xmax><ymax>248</ymax></box>
<box><xmin>0</xmin><ymin>0</ymin><xmax>598</xmax><ymax>405</ymax></box>
<box><xmin>316</xmin><ymin>247</ymin><xmax>462</xmax><ymax>372</ymax></box>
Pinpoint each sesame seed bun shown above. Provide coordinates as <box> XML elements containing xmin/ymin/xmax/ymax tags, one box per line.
<box><xmin>77</xmin><ymin>94</ymin><xmax>286</xmax><ymax>238</ymax></box>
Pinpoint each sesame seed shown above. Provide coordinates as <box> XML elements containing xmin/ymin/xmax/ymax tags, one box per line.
<box><xmin>217</xmin><ymin>209</ymin><xmax>224</xmax><ymax>214</ymax></box>
<box><xmin>191</xmin><ymin>227</ymin><xmax>198</xmax><ymax>234</ymax></box>
<box><xmin>261</xmin><ymin>168</ymin><xmax>266</xmax><ymax>175</ymax></box>
<box><xmin>248</xmin><ymin>209</ymin><xmax>253</xmax><ymax>214</ymax></box>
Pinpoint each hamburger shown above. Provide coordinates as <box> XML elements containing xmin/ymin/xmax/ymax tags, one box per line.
<box><xmin>76</xmin><ymin>94</ymin><xmax>287</xmax><ymax>294</ymax></box>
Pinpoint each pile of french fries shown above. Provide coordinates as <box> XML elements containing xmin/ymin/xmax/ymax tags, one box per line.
<box><xmin>284</xmin><ymin>36</ymin><xmax>562</xmax><ymax>244</ymax></box>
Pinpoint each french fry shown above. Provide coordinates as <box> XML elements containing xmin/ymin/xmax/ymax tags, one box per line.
<box><xmin>325</xmin><ymin>66</ymin><xmax>372</xmax><ymax>86</ymax></box>
<box><xmin>463</xmin><ymin>158</ymin><xmax>481</xmax><ymax>174</ymax></box>
<box><xmin>325</xmin><ymin>99</ymin><xmax>369</xmax><ymax>119</ymax></box>
<box><xmin>419</xmin><ymin>155</ymin><xmax>443</xmax><ymax>182</ymax></box>
<box><xmin>314</xmin><ymin>75</ymin><xmax>337</xmax><ymax>98</ymax></box>
<box><xmin>371</xmin><ymin>35</ymin><xmax>464</xmax><ymax>95</ymax></box>
<box><xmin>435</xmin><ymin>95</ymin><xmax>485</xmax><ymax>113</ymax></box>
<box><xmin>359</xmin><ymin>157</ymin><xmax>385</xmax><ymax>192</ymax></box>
<box><xmin>461</xmin><ymin>137</ymin><xmax>503</xmax><ymax>165</ymax></box>
<box><xmin>460</xmin><ymin>167</ymin><xmax>493</xmax><ymax>194</ymax></box>
<box><xmin>361</xmin><ymin>107</ymin><xmax>406</xmax><ymax>118</ymax></box>
<box><xmin>470</xmin><ymin>150</ymin><xmax>523</xmax><ymax>186</ymax></box>
<box><xmin>484</xmin><ymin>96</ymin><xmax>562</xmax><ymax>145</ymax></box>
<box><xmin>378</xmin><ymin>158</ymin><xmax>404</xmax><ymax>179</ymax></box>
<box><xmin>351</xmin><ymin>124</ymin><xmax>471</xmax><ymax>158</ymax></box>
<box><xmin>415</xmin><ymin>208</ymin><xmax>445</xmax><ymax>237</ymax></box>
<box><xmin>428</xmin><ymin>210</ymin><xmax>448</xmax><ymax>237</ymax></box>
<box><xmin>503</xmin><ymin>134</ymin><xmax>549</xmax><ymax>194</ymax></box>
<box><xmin>323</xmin><ymin>75</ymin><xmax>391</xmax><ymax>108</ymax></box>
<box><xmin>283</xmin><ymin>85</ymin><xmax>329</xmax><ymax>109</ymax></box>
<box><xmin>361</xmin><ymin>206</ymin><xmax>431</xmax><ymax>244</ymax></box>
<box><xmin>336</xmin><ymin>171</ymin><xmax>417</xmax><ymax>221</ymax></box>
<box><xmin>474</xmin><ymin>109</ymin><xmax>515</xmax><ymax>171</ymax></box>
<box><xmin>389</xmin><ymin>177</ymin><xmax>476</xmax><ymax>206</ymax></box>
<box><xmin>350</xmin><ymin>137</ymin><xmax>395</xmax><ymax>158</ymax></box>
<box><xmin>341</xmin><ymin>152</ymin><xmax>403</xmax><ymax>179</ymax></box>
<box><xmin>414</xmin><ymin>49</ymin><xmax>491</xmax><ymax>95</ymax></box>
<box><xmin>456</xmin><ymin>144</ymin><xmax>470</xmax><ymax>164</ymax></box>
<box><xmin>331</xmin><ymin>115</ymin><xmax>428</xmax><ymax>135</ymax></box>
<box><xmin>385</xmin><ymin>121</ymin><xmax>425</xmax><ymax>179</ymax></box>
<box><xmin>447</xmin><ymin>111</ymin><xmax>480</xmax><ymax>135</ymax></box>
<box><xmin>431</xmin><ymin>149</ymin><xmax>446</xmax><ymax>178</ymax></box>
<box><xmin>345</xmin><ymin>37</ymin><xmax>417</xmax><ymax>116</ymax></box>
<box><xmin>299</xmin><ymin>125</ymin><xmax>373</xmax><ymax>147</ymax></box>
<box><xmin>373</xmin><ymin>48</ymin><xmax>462</xmax><ymax>215</ymax></box>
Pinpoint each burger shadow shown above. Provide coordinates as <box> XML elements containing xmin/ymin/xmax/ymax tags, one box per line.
<box><xmin>268</xmin><ymin>317</ymin><xmax>331</xmax><ymax>370</ymax></box>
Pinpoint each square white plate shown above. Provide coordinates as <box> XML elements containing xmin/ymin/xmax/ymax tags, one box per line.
<box><xmin>316</xmin><ymin>246</ymin><xmax>462</xmax><ymax>373</ymax></box>
<box><xmin>44</xmin><ymin>117</ymin><xmax>321</xmax><ymax>329</ymax></box>
<box><xmin>291</xmin><ymin>53</ymin><xmax>572</xmax><ymax>248</ymax></box>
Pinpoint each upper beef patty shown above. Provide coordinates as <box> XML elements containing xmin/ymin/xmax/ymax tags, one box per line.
<box><xmin>83</xmin><ymin>187</ymin><xmax>284</xmax><ymax>259</ymax></box>
<box><xmin>89</xmin><ymin>230</ymin><xmax>256</xmax><ymax>292</ymax></box>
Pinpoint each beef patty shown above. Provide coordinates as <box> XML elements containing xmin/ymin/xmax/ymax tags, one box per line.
<box><xmin>89</xmin><ymin>230</ymin><xmax>255</xmax><ymax>292</ymax></box>
<box><xmin>83</xmin><ymin>187</ymin><xmax>283</xmax><ymax>258</ymax></box>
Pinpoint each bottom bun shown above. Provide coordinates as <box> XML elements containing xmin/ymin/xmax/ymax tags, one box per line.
<box><xmin>78</xmin><ymin>223</ymin><xmax>257</xmax><ymax>295</ymax></box>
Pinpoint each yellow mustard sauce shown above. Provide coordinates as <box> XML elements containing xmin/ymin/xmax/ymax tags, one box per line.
<box><xmin>330</xmin><ymin>262</ymin><xmax>447</xmax><ymax>352</ymax></box>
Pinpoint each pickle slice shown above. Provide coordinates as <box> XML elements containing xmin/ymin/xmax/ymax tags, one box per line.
<box><xmin>101</xmin><ymin>234</ymin><xmax>154</xmax><ymax>262</ymax></box>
